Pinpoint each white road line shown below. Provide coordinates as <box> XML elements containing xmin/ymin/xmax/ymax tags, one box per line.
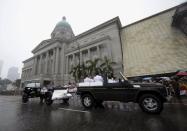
<box><xmin>165</xmin><ymin>103</ymin><xmax>187</xmax><ymax>106</ymax></box>
<box><xmin>58</xmin><ymin>108</ymin><xmax>89</xmax><ymax>113</ymax></box>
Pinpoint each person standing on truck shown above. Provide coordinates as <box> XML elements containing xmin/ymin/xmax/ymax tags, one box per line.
<box><xmin>84</xmin><ymin>75</ymin><xmax>94</xmax><ymax>82</ymax></box>
<box><xmin>94</xmin><ymin>72</ymin><xmax>103</xmax><ymax>82</ymax></box>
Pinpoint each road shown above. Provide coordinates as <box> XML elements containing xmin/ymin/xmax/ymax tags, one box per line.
<box><xmin>0</xmin><ymin>95</ymin><xmax>187</xmax><ymax>131</ymax></box>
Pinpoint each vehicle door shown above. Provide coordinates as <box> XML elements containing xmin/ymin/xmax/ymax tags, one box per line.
<box><xmin>93</xmin><ymin>86</ymin><xmax>109</xmax><ymax>100</ymax></box>
<box><xmin>106</xmin><ymin>83</ymin><xmax>126</xmax><ymax>101</ymax></box>
<box><xmin>106</xmin><ymin>81</ymin><xmax>138</xmax><ymax>102</ymax></box>
<box><xmin>93</xmin><ymin>83</ymin><xmax>126</xmax><ymax>101</ymax></box>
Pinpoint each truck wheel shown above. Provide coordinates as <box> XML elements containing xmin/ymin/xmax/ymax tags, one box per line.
<box><xmin>63</xmin><ymin>98</ymin><xmax>69</xmax><ymax>103</ymax></box>
<box><xmin>139</xmin><ymin>94</ymin><xmax>163</xmax><ymax>114</ymax></box>
<box><xmin>81</xmin><ymin>94</ymin><xmax>95</xmax><ymax>109</ymax></box>
<box><xmin>22</xmin><ymin>93</ymin><xmax>28</xmax><ymax>103</ymax></box>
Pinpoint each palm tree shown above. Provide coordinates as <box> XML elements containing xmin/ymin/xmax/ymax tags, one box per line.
<box><xmin>86</xmin><ymin>58</ymin><xmax>102</xmax><ymax>76</ymax></box>
<box><xmin>70</xmin><ymin>57</ymin><xmax>116</xmax><ymax>81</ymax></box>
<box><xmin>100</xmin><ymin>56</ymin><xmax>116</xmax><ymax>76</ymax></box>
<box><xmin>69</xmin><ymin>63</ymin><xmax>88</xmax><ymax>82</ymax></box>
<box><xmin>69</xmin><ymin>65</ymin><xmax>78</xmax><ymax>82</ymax></box>
<box><xmin>79</xmin><ymin>63</ymin><xmax>88</xmax><ymax>80</ymax></box>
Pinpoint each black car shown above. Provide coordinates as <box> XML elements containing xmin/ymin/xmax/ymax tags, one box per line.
<box><xmin>76</xmin><ymin>72</ymin><xmax>172</xmax><ymax>114</ymax></box>
<box><xmin>22</xmin><ymin>82</ymin><xmax>49</xmax><ymax>103</ymax></box>
<box><xmin>22</xmin><ymin>83</ymin><xmax>72</xmax><ymax>105</ymax></box>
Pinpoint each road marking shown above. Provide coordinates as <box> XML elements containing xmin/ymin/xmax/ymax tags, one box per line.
<box><xmin>58</xmin><ymin>108</ymin><xmax>89</xmax><ymax>113</ymax></box>
<box><xmin>165</xmin><ymin>103</ymin><xmax>187</xmax><ymax>106</ymax></box>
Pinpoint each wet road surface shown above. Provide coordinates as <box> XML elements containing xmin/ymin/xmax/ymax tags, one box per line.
<box><xmin>0</xmin><ymin>95</ymin><xmax>187</xmax><ymax>131</ymax></box>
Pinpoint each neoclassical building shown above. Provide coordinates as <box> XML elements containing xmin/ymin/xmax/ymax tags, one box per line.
<box><xmin>21</xmin><ymin>2</ymin><xmax>187</xmax><ymax>86</ymax></box>
<box><xmin>21</xmin><ymin>17</ymin><xmax>123</xmax><ymax>86</ymax></box>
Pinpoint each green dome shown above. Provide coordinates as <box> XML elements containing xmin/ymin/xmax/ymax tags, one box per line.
<box><xmin>51</xmin><ymin>16</ymin><xmax>74</xmax><ymax>40</ymax></box>
<box><xmin>55</xmin><ymin>16</ymin><xmax>71</xmax><ymax>28</ymax></box>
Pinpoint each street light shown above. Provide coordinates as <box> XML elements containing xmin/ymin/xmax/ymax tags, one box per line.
<box><xmin>77</xmin><ymin>42</ymin><xmax>81</xmax><ymax>82</ymax></box>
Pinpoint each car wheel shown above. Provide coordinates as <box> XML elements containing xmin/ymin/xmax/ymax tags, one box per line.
<box><xmin>63</xmin><ymin>98</ymin><xmax>69</xmax><ymax>103</ymax></box>
<box><xmin>81</xmin><ymin>94</ymin><xmax>95</xmax><ymax>109</ymax></box>
<box><xmin>139</xmin><ymin>94</ymin><xmax>163</xmax><ymax>114</ymax></box>
<box><xmin>22</xmin><ymin>93</ymin><xmax>28</xmax><ymax>103</ymax></box>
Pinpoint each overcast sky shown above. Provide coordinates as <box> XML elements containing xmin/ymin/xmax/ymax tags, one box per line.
<box><xmin>0</xmin><ymin>0</ymin><xmax>186</xmax><ymax>78</ymax></box>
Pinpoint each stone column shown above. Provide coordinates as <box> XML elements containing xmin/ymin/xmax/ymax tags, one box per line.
<box><xmin>26</xmin><ymin>70</ymin><xmax>28</xmax><ymax>79</ymax></box>
<box><xmin>45</xmin><ymin>51</ymin><xmax>49</xmax><ymax>74</ymax></box>
<box><xmin>55</xmin><ymin>47</ymin><xmax>60</xmax><ymax>74</ymax></box>
<box><xmin>23</xmin><ymin>70</ymin><xmax>25</xmax><ymax>79</ymax></box>
<box><xmin>60</xmin><ymin>44</ymin><xmax>65</xmax><ymax>85</ymax></box>
<box><xmin>88</xmin><ymin>48</ymin><xmax>90</xmax><ymax>59</ymax></box>
<box><xmin>80</xmin><ymin>51</ymin><xmax>82</xmax><ymax>64</ymax></box>
<box><xmin>72</xmin><ymin>54</ymin><xmax>75</xmax><ymax>65</ymax></box>
<box><xmin>50</xmin><ymin>48</ymin><xmax>56</xmax><ymax>75</ymax></box>
<box><xmin>32</xmin><ymin>57</ymin><xmax>36</xmax><ymax>76</ymax></box>
<box><xmin>97</xmin><ymin>46</ymin><xmax>100</xmax><ymax>57</ymax></box>
<box><xmin>38</xmin><ymin>55</ymin><xmax>42</xmax><ymax>75</ymax></box>
<box><xmin>25</xmin><ymin>70</ymin><xmax>27</xmax><ymax>79</ymax></box>
<box><xmin>66</xmin><ymin>56</ymin><xmax>69</xmax><ymax>74</ymax></box>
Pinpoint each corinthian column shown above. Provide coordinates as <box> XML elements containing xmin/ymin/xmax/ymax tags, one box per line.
<box><xmin>38</xmin><ymin>55</ymin><xmax>42</xmax><ymax>75</ymax></box>
<box><xmin>55</xmin><ymin>47</ymin><xmax>60</xmax><ymax>74</ymax></box>
<box><xmin>32</xmin><ymin>57</ymin><xmax>36</xmax><ymax>76</ymax></box>
<box><xmin>97</xmin><ymin>46</ymin><xmax>100</xmax><ymax>57</ymax></box>
<box><xmin>66</xmin><ymin>56</ymin><xmax>69</xmax><ymax>74</ymax></box>
<box><xmin>45</xmin><ymin>52</ymin><xmax>49</xmax><ymax>74</ymax></box>
<box><xmin>80</xmin><ymin>51</ymin><xmax>82</xmax><ymax>64</ymax></box>
<box><xmin>88</xmin><ymin>48</ymin><xmax>90</xmax><ymax>59</ymax></box>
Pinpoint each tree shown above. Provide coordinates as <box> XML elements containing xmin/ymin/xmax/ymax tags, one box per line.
<box><xmin>69</xmin><ymin>63</ymin><xmax>87</xmax><ymax>82</ymax></box>
<box><xmin>100</xmin><ymin>56</ymin><xmax>116</xmax><ymax>76</ymax></box>
<box><xmin>79</xmin><ymin>63</ymin><xmax>88</xmax><ymax>79</ymax></box>
<box><xmin>69</xmin><ymin>65</ymin><xmax>79</xmax><ymax>82</ymax></box>
<box><xmin>86</xmin><ymin>58</ymin><xmax>102</xmax><ymax>76</ymax></box>
<box><xmin>69</xmin><ymin>57</ymin><xmax>116</xmax><ymax>82</ymax></box>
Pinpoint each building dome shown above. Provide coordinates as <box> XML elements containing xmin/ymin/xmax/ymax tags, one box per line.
<box><xmin>56</xmin><ymin>17</ymin><xmax>71</xmax><ymax>27</ymax></box>
<box><xmin>51</xmin><ymin>16</ymin><xmax>74</xmax><ymax>40</ymax></box>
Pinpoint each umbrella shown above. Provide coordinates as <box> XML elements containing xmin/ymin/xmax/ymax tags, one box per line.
<box><xmin>176</xmin><ymin>71</ymin><xmax>187</xmax><ymax>76</ymax></box>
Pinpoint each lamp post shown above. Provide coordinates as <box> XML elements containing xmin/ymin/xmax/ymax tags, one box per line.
<box><xmin>77</xmin><ymin>42</ymin><xmax>81</xmax><ymax>82</ymax></box>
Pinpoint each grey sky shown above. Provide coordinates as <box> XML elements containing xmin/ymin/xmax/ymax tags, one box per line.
<box><xmin>0</xmin><ymin>0</ymin><xmax>186</xmax><ymax>78</ymax></box>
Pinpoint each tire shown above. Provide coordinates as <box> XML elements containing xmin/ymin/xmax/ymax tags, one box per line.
<box><xmin>63</xmin><ymin>98</ymin><xmax>69</xmax><ymax>103</ymax></box>
<box><xmin>22</xmin><ymin>93</ymin><xmax>28</xmax><ymax>103</ymax></box>
<box><xmin>139</xmin><ymin>94</ymin><xmax>163</xmax><ymax>114</ymax></box>
<box><xmin>81</xmin><ymin>94</ymin><xmax>95</xmax><ymax>109</ymax></box>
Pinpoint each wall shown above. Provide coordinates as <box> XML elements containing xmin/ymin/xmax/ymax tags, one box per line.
<box><xmin>121</xmin><ymin>9</ymin><xmax>187</xmax><ymax>77</ymax></box>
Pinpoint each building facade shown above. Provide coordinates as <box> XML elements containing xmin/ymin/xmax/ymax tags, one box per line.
<box><xmin>21</xmin><ymin>17</ymin><xmax>123</xmax><ymax>86</ymax></box>
<box><xmin>121</xmin><ymin>3</ymin><xmax>187</xmax><ymax>77</ymax></box>
<box><xmin>22</xmin><ymin>2</ymin><xmax>187</xmax><ymax>86</ymax></box>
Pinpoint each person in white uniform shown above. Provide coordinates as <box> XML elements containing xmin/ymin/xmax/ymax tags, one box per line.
<box><xmin>94</xmin><ymin>72</ymin><xmax>103</xmax><ymax>82</ymax></box>
<box><xmin>84</xmin><ymin>75</ymin><xmax>94</xmax><ymax>83</ymax></box>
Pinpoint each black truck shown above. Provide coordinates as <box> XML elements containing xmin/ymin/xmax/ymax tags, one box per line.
<box><xmin>76</xmin><ymin>73</ymin><xmax>172</xmax><ymax>114</ymax></box>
